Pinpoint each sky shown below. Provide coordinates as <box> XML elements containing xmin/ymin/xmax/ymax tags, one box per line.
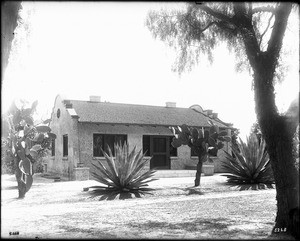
<box><xmin>2</xmin><ymin>2</ymin><xmax>299</xmax><ymax>141</ymax></box>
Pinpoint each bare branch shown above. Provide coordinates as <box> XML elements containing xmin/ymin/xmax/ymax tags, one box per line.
<box><xmin>248</xmin><ymin>2</ymin><xmax>253</xmax><ymax>16</ymax></box>
<box><xmin>193</xmin><ymin>4</ymin><xmax>234</xmax><ymax>25</ymax></box>
<box><xmin>267</xmin><ymin>3</ymin><xmax>293</xmax><ymax>64</ymax></box>
<box><xmin>252</xmin><ymin>6</ymin><xmax>276</xmax><ymax>14</ymax></box>
<box><xmin>189</xmin><ymin>21</ymin><xmax>219</xmax><ymax>34</ymax></box>
<box><xmin>259</xmin><ymin>13</ymin><xmax>274</xmax><ymax>48</ymax></box>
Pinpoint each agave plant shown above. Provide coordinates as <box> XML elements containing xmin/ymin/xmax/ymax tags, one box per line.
<box><xmin>221</xmin><ymin>134</ymin><xmax>275</xmax><ymax>190</ymax></box>
<box><xmin>87</xmin><ymin>143</ymin><xmax>157</xmax><ymax>200</ymax></box>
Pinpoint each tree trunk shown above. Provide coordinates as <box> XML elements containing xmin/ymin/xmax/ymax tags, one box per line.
<box><xmin>253</xmin><ymin>62</ymin><xmax>299</xmax><ymax>237</ymax></box>
<box><xmin>238</xmin><ymin>3</ymin><xmax>298</xmax><ymax>236</ymax></box>
<box><xmin>14</xmin><ymin>156</ymin><xmax>27</xmax><ymax>199</ymax></box>
<box><xmin>194</xmin><ymin>154</ymin><xmax>207</xmax><ymax>186</ymax></box>
<box><xmin>1</xmin><ymin>1</ymin><xmax>22</xmax><ymax>73</ymax></box>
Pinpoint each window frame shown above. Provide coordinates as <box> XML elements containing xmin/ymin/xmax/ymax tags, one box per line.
<box><xmin>93</xmin><ymin>134</ymin><xmax>127</xmax><ymax>157</ymax></box>
<box><xmin>142</xmin><ymin>135</ymin><xmax>177</xmax><ymax>157</ymax></box>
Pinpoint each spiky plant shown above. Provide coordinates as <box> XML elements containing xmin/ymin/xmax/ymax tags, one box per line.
<box><xmin>87</xmin><ymin>143</ymin><xmax>157</xmax><ymax>200</ymax></box>
<box><xmin>221</xmin><ymin>134</ymin><xmax>275</xmax><ymax>190</ymax></box>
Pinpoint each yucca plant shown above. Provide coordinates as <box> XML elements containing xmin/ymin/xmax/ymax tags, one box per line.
<box><xmin>86</xmin><ymin>142</ymin><xmax>158</xmax><ymax>200</ymax></box>
<box><xmin>221</xmin><ymin>134</ymin><xmax>275</xmax><ymax>190</ymax></box>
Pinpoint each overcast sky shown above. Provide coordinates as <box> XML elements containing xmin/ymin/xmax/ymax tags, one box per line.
<box><xmin>2</xmin><ymin>2</ymin><xmax>299</xmax><ymax>140</ymax></box>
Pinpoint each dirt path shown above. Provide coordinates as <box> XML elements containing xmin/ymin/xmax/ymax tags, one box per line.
<box><xmin>1</xmin><ymin>174</ymin><xmax>288</xmax><ymax>239</ymax></box>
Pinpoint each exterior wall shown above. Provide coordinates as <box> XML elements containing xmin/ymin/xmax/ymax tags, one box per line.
<box><xmin>46</xmin><ymin>98</ymin><xmax>233</xmax><ymax>180</ymax></box>
<box><xmin>78</xmin><ymin>124</ymin><xmax>173</xmax><ymax>174</ymax></box>
<box><xmin>47</xmin><ymin>96</ymin><xmax>80</xmax><ymax>180</ymax></box>
<box><xmin>77</xmin><ymin>123</ymin><xmax>233</xmax><ymax>175</ymax></box>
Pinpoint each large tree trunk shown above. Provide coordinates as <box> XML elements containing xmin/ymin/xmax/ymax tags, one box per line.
<box><xmin>238</xmin><ymin>2</ymin><xmax>298</xmax><ymax>237</ymax></box>
<box><xmin>253</xmin><ymin>61</ymin><xmax>299</xmax><ymax>237</ymax></box>
<box><xmin>1</xmin><ymin>1</ymin><xmax>22</xmax><ymax>73</ymax></box>
<box><xmin>194</xmin><ymin>154</ymin><xmax>207</xmax><ymax>186</ymax></box>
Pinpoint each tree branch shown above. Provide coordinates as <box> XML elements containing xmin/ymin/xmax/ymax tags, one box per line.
<box><xmin>193</xmin><ymin>4</ymin><xmax>235</xmax><ymax>25</ymax></box>
<box><xmin>267</xmin><ymin>3</ymin><xmax>293</xmax><ymax>65</ymax></box>
<box><xmin>199</xmin><ymin>21</ymin><xmax>218</xmax><ymax>32</ymax></box>
<box><xmin>259</xmin><ymin>13</ymin><xmax>274</xmax><ymax>48</ymax></box>
<box><xmin>252</xmin><ymin>6</ymin><xmax>276</xmax><ymax>14</ymax></box>
<box><xmin>248</xmin><ymin>2</ymin><xmax>253</xmax><ymax>16</ymax></box>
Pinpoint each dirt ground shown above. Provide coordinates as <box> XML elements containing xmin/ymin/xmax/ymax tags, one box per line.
<box><xmin>1</xmin><ymin>173</ymin><xmax>294</xmax><ymax>240</ymax></box>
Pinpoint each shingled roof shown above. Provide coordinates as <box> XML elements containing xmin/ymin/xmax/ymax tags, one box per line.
<box><xmin>64</xmin><ymin>99</ymin><xmax>231</xmax><ymax>129</ymax></box>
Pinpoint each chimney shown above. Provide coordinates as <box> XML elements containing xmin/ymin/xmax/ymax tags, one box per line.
<box><xmin>204</xmin><ymin>109</ymin><xmax>212</xmax><ymax>115</ymax></box>
<box><xmin>212</xmin><ymin>113</ymin><xmax>218</xmax><ymax>119</ymax></box>
<box><xmin>63</xmin><ymin>100</ymin><xmax>72</xmax><ymax>108</ymax></box>
<box><xmin>89</xmin><ymin>96</ymin><xmax>101</xmax><ymax>102</ymax></box>
<box><xmin>166</xmin><ymin>102</ymin><xmax>176</xmax><ymax>108</ymax></box>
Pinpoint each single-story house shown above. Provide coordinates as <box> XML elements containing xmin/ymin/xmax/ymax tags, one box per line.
<box><xmin>46</xmin><ymin>95</ymin><xmax>234</xmax><ymax>180</ymax></box>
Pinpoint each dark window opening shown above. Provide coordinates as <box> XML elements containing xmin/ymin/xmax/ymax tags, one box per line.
<box><xmin>63</xmin><ymin>134</ymin><xmax>68</xmax><ymax>157</ymax></box>
<box><xmin>51</xmin><ymin>139</ymin><xmax>55</xmax><ymax>156</ymax></box>
<box><xmin>93</xmin><ymin>134</ymin><xmax>127</xmax><ymax>157</ymax></box>
<box><xmin>143</xmin><ymin>135</ymin><xmax>150</xmax><ymax>156</ymax></box>
<box><xmin>169</xmin><ymin>137</ymin><xmax>177</xmax><ymax>157</ymax></box>
<box><xmin>143</xmin><ymin>135</ymin><xmax>177</xmax><ymax>157</ymax></box>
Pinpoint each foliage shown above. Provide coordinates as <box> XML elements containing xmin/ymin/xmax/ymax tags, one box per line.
<box><xmin>2</xmin><ymin>99</ymin><xmax>56</xmax><ymax>198</ymax></box>
<box><xmin>87</xmin><ymin>143</ymin><xmax>157</xmax><ymax>200</ymax></box>
<box><xmin>171</xmin><ymin>120</ymin><xmax>231</xmax><ymax>186</ymax></box>
<box><xmin>221</xmin><ymin>134</ymin><xmax>274</xmax><ymax>190</ymax></box>
<box><xmin>146</xmin><ymin>2</ymin><xmax>298</xmax><ymax>236</ymax></box>
<box><xmin>171</xmin><ymin>120</ymin><xmax>231</xmax><ymax>157</ymax></box>
<box><xmin>230</xmin><ymin>128</ymin><xmax>240</xmax><ymax>155</ymax></box>
<box><xmin>250</xmin><ymin>121</ymin><xmax>262</xmax><ymax>144</ymax></box>
<box><xmin>146</xmin><ymin>2</ymin><xmax>297</xmax><ymax>81</ymax></box>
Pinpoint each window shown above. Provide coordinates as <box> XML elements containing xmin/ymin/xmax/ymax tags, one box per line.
<box><xmin>57</xmin><ymin>109</ymin><xmax>60</xmax><ymax>118</ymax></box>
<box><xmin>93</xmin><ymin>134</ymin><xmax>127</xmax><ymax>157</ymax></box>
<box><xmin>63</xmin><ymin>135</ymin><xmax>68</xmax><ymax>157</ymax></box>
<box><xmin>51</xmin><ymin>139</ymin><xmax>55</xmax><ymax>156</ymax></box>
<box><xmin>142</xmin><ymin>135</ymin><xmax>177</xmax><ymax>157</ymax></box>
<box><xmin>143</xmin><ymin>135</ymin><xmax>150</xmax><ymax>156</ymax></box>
<box><xmin>169</xmin><ymin>137</ymin><xmax>177</xmax><ymax>157</ymax></box>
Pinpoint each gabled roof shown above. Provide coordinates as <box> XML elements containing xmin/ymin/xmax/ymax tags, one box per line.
<box><xmin>63</xmin><ymin>99</ymin><xmax>231</xmax><ymax>129</ymax></box>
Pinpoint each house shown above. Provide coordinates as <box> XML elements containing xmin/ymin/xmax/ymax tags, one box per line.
<box><xmin>46</xmin><ymin>95</ymin><xmax>234</xmax><ymax>180</ymax></box>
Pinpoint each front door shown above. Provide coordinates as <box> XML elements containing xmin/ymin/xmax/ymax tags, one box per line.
<box><xmin>150</xmin><ymin>136</ymin><xmax>170</xmax><ymax>169</ymax></box>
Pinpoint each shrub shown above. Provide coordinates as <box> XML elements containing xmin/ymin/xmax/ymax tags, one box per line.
<box><xmin>87</xmin><ymin>143</ymin><xmax>157</xmax><ymax>200</ymax></box>
<box><xmin>221</xmin><ymin>134</ymin><xmax>275</xmax><ymax>190</ymax></box>
<box><xmin>1</xmin><ymin>138</ymin><xmax>16</xmax><ymax>174</ymax></box>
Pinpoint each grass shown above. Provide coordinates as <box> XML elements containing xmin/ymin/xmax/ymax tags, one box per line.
<box><xmin>1</xmin><ymin>174</ymin><xmax>296</xmax><ymax>240</ymax></box>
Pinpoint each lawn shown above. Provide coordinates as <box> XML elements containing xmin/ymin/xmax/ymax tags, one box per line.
<box><xmin>0</xmin><ymin>173</ymin><xmax>293</xmax><ymax>239</ymax></box>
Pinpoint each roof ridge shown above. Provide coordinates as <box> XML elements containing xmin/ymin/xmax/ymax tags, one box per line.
<box><xmin>62</xmin><ymin>98</ymin><xmax>232</xmax><ymax>128</ymax></box>
<box><xmin>69</xmin><ymin>99</ymin><xmax>190</xmax><ymax>109</ymax></box>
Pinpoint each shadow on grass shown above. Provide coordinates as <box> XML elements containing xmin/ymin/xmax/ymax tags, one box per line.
<box><xmin>128</xmin><ymin>218</ymin><xmax>229</xmax><ymax>232</ymax></box>
<box><xmin>59</xmin><ymin>225</ymin><xmax>119</xmax><ymax>238</ymax></box>
<box><xmin>128</xmin><ymin>218</ymin><xmax>276</xmax><ymax>238</ymax></box>
<box><xmin>1</xmin><ymin>185</ymin><xmax>18</xmax><ymax>190</ymax></box>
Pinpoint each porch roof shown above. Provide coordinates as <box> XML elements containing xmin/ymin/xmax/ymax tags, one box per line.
<box><xmin>67</xmin><ymin>100</ymin><xmax>230</xmax><ymax>128</ymax></box>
